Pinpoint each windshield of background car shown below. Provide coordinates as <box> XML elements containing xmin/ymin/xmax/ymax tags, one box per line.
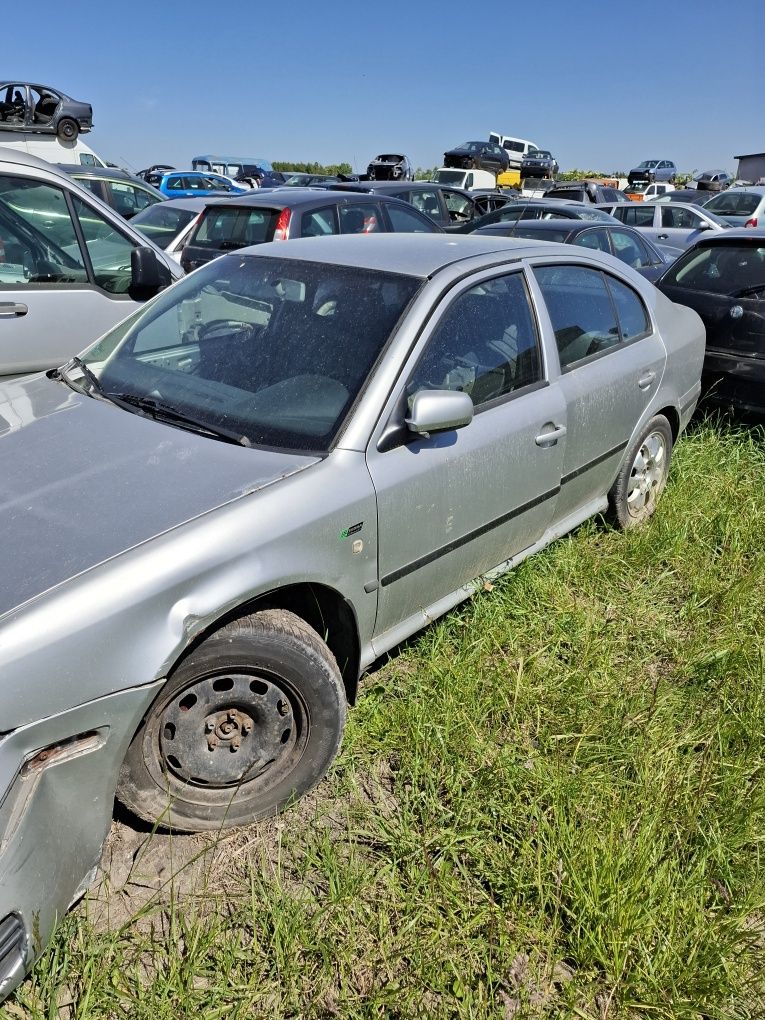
<box><xmin>190</xmin><ymin>205</ymin><xmax>281</xmax><ymax>250</ymax></box>
<box><xmin>637</xmin><ymin>161</ymin><xmax>659</xmax><ymax>169</ymax></box>
<box><xmin>660</xmin><ymin>243</ymin><xmax>765</xmax><ymax>295</ymax></box>
<box><xmin>526</xmin><ymin>151</ymin><xmax>551</xmax><ymax>160</ymax></box>
<box><xmin>434</xmin><ymin>171</ymin><xmax>466</xmax><ymax>185</ymax></box>
<box><xmin>81</xmin><ymin>255</ymin><xmax>422</xmax><ymax>452</ymax></box>
<box><xmin>131</xmin><ymin>203</ymin><xmax>198</xmax><ymax>245</ymax></box>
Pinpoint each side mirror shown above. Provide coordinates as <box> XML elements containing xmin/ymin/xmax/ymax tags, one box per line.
<box><xmin>130</xmin><ymin>245</ymin><xmax>171</xmax><ymax>298</ymax></box>
<box><xmin>405</xmin><ymin>389</ymin><xmax>474</xmax><ymax>437</ymax></box>
<box><xmin>696</xmin><ymin>222</ymin><xmax>712</xmax><ymax>230</ymax></box>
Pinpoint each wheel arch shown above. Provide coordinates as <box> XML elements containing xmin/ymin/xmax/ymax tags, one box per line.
<box><xmin>170</xmin><ymin>583</ymin><xmax>362</xmax><ymax>705</ymax></box>
<box><xmin>655</xmin><ymin>403</ymin><xmax>680</xmax><ymax>441</ymax></box>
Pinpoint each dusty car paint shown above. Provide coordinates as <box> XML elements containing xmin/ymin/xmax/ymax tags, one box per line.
<box><xmin>0</xmin><ymin>234</ymin><xmax>704</xmax><ymax>999</ymax></box>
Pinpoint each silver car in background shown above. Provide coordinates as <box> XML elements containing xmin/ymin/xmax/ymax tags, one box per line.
<box><xmin>0</xmin><ymin>234</ymin><xmax>704</xmax><ymax>1001</ymax></box>
<box><xmin>598</xmin><ymin>200</ymin><xmax>729</xmax><ymax>249</ymax></box>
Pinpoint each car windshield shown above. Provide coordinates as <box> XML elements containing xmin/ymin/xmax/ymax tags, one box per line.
<box><xmin>637</xmin><ymin>161</ymin><xmax>659</xmax><ymax>169</ymax></box>
<box><xmin>131</xmin><ymin>203</ymin><xmax>198</xmax><ymax>245</ymax></box>
<box><xmin>527</xmin><ymin>151</ymin><xmax>551</xmax><ymax>159</ymax></box>
<box><xmin>79</xmin><ymin>255</ymin><xmax>422</xmax><ymax>453</ymax></box>
<box><xmin>434</xmin><ymin>170</ymin><xmax>467</xmax><ymax>185</ymax></box>
<box><xmin>459</xmin><ymin>143</ymin><xmax>482</xmax><ymax>152</ymax></box>
<box><xmin>661</xmin><ymin>242</ymin><xmax>765</xmax><ymax>295</ymax></box>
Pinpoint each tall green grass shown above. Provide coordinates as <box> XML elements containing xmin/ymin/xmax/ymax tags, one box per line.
<box><xmin>7</xmin><ymin>420</ymin><xmax>765</xmax><ymax>1019</ymax></box>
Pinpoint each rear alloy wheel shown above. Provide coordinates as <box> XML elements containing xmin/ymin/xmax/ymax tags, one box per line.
<box><xmin>609</xmin><ymin>415</ymin><xmax>673</xmax><ymax>529</ymax></box>
<box><xmin>117</xmin><ymin>610</ymin><xmax>346</xmax><ymax>832</ymax></box>
<box><xmin>56</xmin><ymin>117</ymin><xmax>79</xmax><ymax>141</ymax></box>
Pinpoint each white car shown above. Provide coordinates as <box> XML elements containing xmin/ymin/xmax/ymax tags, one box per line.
<box><xmin>624</xmin><ymin>182</ymin><xmax>675</xmax><ymax>202</ymax></box>
<box><xmin>597</xmin><ymin>200</ymin><xmax>729</xmax><ymax>249</ymax></box>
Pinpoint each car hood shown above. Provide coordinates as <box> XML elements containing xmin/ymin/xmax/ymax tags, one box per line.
<box><xmin>0</xmin><ymin>375</ymin><xmax>319</xmax><ymax>619</ymax></box>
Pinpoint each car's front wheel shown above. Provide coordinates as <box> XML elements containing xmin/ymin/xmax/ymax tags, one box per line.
<box><xmin>608</xmin><ymin>415</ymin><xmax>673</xmax><ymax>529</ymax></box>
<box><xmin>117</xmin><ymin>610</ymin><xmax>347</xmax><ymax>832</ymax></box>
<box><xmin>56</xmin><ymin>117</ymin><xmax>78</xmax><ymax>141</ymax></box>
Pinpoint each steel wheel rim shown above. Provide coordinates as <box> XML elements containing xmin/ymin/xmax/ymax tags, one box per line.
<box><xmin>626</xmin><ymin>430</ymin><xmax>667</xmax><ymax>517</ymax></box>
<box><xmin>156</xmin><ymin>670</ymin><xmax>308</xmax><ymax>792</ymax></box>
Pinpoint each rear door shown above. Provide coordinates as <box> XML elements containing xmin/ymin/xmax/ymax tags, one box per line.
<box><xmin>657</xmin><ymin>205</ymin><xmax>714</xmax><ymax>247</ymax></box>
<box><xmin>528</xmin><ymin>261</ymin><xmax>666</xmax><ymax>522</ymax></box>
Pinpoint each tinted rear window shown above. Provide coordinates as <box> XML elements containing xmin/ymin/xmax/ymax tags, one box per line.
<box><xmin>191</xmin><ymin>206</ymin><xmax>281</xmax><ymax>249</ymax></box>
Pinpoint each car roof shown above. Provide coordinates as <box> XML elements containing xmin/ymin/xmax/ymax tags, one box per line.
<box><xmin>55</xmin><ymin>164</ymin><xmax>149</xmax><ymax>185</ymax></box>
<box><xmin>137</xmin><ymin>196</ymin><xmax>210</xmax><ymax>212</ymax></box>
<box><xmin>199</xmin><ymin>189</ymin><xmax>420</xmax><ymax>211</ymax></box>
<box><xmin>708</xmin><ymin>186</ymin><xmax>765</xmax><ymax>196</ymax></box>
<box><xmin>237</xmin><ymin>232</ymin><xmax>579</xmax><ymax>278</ymax></box>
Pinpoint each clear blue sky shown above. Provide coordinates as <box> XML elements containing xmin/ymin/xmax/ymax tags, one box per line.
<box><xmin>12</xmin><ymin>0</ymin><xmax>765</xmax><ymax>176</ymax></box>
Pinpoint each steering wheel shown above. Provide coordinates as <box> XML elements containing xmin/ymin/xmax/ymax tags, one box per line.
<box><xmin>197</xmin><ymin>319</ymin><xmax>252</xmax><ymax>343</ymax></box>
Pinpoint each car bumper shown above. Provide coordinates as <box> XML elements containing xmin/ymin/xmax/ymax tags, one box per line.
<box><xmin>702</xmin><ymin>350</ymin><xmax>765</xmax><ymax>413</ymax></box>
<box><xmin>0</xmin><ymin>679</ymin><xmax>164</xmax><ymax>1003</ymax></box>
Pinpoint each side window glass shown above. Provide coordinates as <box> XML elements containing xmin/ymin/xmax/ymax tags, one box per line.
<box><xmin>408</xmin><ymin>272</ymin><xmax>543</xmax><ymax>408</ymax></box>
<box><xmin>77</xmin><ymin>178</ymin><xmax>102</xmax><ymax>198</ymax></box>
<box><xmin>106</xmin><ymin>181</ymin><xmax>148</xmax><ymax>218</ymax></box>
<box><xmin>301</xmin><ymin>207</ymin><xmax>338</xmax><ymax>238</ymax></box>
<box><xmin>409</xmin><ymin>189</ymin><xmax>441</xmax><ymax>220</ymax></box>
<box><xmin>608</xmin><ymin>229</ymin><xmax>651</xmax><ymax>268</ymax></box>
<box><xmin>386</xmin><ymin>204</ymin><xmax>438</xmax><ymax>233</ymax></box>
<box><xmin>443</xmin><ymin>190</ymin><xmax>473</xmax><ymax>222</ymax></box>
<box><xmin>574</xmin><ymin>228</ymin><xmax>610</xmax><ymax>252</ymax></box>
<box><xmin>0</xmin><ymin>177</ymin><xmax>87</xmax><ymax>287</ymax></box>
<box><xmin>533</xmin><ymin>265</ymin><xmax>620</xmax><ymax>368</ymax></box>
<box><xmin>166</xmin><ymin>176</ymin><xmax>184</xmax><ymax>191</ymax></box>
<box><xmin>339</xmin><ymin>203</ymin><xmax>382</xmax><ymax>234</ymax></box>
<box><xmin>604</xmin><ymin>276</ymin><xmax>650</xmax><ymax>341</ymax></box>
<box><xmin>72</xmin><ymin>196</ymin><xmax>136</xmax><ymax>294</ymax></box>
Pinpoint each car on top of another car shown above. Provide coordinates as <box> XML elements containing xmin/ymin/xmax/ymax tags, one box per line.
<box><xmin>627</xmin><ymin>160</ymin><xmax>678</xmax><ymax>185</ymax></box>
<box><xmin>443</xmin><ymin>141</ymin><xmax>510</xmax><ymax>175</ymax></box>
<box><xmin>180</xmin><ymin>189</ymin><xmax>442</xmax><ymax>273</ymax></box>
<box><xmin>520</xmin><ymin>149</ymin><xmax>559</xmax><ymax>179</ymax></box>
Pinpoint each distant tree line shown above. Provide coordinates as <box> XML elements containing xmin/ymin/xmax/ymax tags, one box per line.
<box><xmin>272</xmin><ymin>161</ymin><xmax>354</xmax><ymax>176</ymax></box>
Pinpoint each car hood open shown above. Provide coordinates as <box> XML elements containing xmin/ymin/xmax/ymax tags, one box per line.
<box><xmin>0</xmin><ymin>375</ymin><xmax>319</xmax><ymax>619</ymax></box>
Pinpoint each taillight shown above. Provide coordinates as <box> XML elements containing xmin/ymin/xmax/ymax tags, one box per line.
<box><xmin>273</xmin><ymin>208</ymin><xmax>291</xmax><ymax>240</ymax></box>
<box><xmin>744</xmin><ymin>217</ymin><xmax>758</xmax><ymax>228</ymax></box>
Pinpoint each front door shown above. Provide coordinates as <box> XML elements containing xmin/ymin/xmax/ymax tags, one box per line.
<box><xmin>366</xmin><ymin>268</ymin><xmax>566</xmax><ymax>642</ymax></box>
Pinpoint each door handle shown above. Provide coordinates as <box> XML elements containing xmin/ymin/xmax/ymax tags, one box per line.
<box><xmin>657</xmin><ymin>233</ymin><xmax>669</xmax><ymax>240</ymax></box>
<box><xmin>535</xmin><ymin>424</ymin><xmax>567</xmax><ymax>446</ymax></box>
<box><xmin>0</xmin><ymin>302</ymin><xmax>28</xmax><ymax>318</ymax></box>
<box><xmin>638</xmin><ymin>370</ymin><xmax>656</xmax><ymax>390</ymax></box>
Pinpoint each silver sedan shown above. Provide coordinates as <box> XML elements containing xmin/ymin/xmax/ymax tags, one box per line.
<box><xmin>598</xmin><ymin>200</ymin><xmax>729</xmax><ymax>249</ymax></box>
<box><xmin>0</xmin><ymin>234</ymin><xmax>704</xmax><ymax>1000</ymax></box>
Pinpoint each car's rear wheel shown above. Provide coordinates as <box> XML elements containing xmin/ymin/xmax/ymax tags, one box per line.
<box><xmin>117</xmin><ymin>610</ymin><xmax>346</xmax><ymax>832</ymax></box>
<box><xmin>57</xmin><ymin>117</ymin><xmax>78</xmax><ymax>141</ymax></box>
<box><xmin>608</xmin><ymin>415</ymin><xmax>673</xmax><ymax>529</ymax></box>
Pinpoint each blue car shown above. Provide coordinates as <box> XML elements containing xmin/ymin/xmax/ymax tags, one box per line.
<box><xmin>157</xmin><ymin>171</ymin><xmax>250</xmax><ymax>199</ymax></box>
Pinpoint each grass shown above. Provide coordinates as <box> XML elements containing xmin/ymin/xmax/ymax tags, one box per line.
<box><xmin>5</xmin><ymin>418</ymin><xmax>765</xmax><ymax>1019</ymax></box>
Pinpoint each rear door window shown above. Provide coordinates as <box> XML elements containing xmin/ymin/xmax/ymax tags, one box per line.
<box><xmin>573</xmin><ymin>227</ymin><xmax>610</xmax><ymax>252</ymax></box>
<box><xmin>533</xmin><ymin>265</ymin><xmax>620</xmax><ymax>368</ymax></box>
<box><xmin>301</xmin><ymin>207</ymin><xmax>338</xmax><ymax>237</ymax></box>
<box><xmin>385</xmin><ymin>203</ymin><xmax>439</xmax><ymax>233</ymax></box>
<box><xmin>608</xmin><ymin>228</ymin><xmax>654</xmax><ymax>268</ymax></box>
<box><xmin>408</xmin><ymin>189</ymin><xmax>442</xmax><ymax>220</ymax></box>
<box><xmin>603</xmin><ymin>276</ymin><xmax>650</xmax><ymax>340</ymax></box>
<box><xmin>615</xmin><ymin>205</ymin><xmax>656</xmax><ymax>227</ymax></box>
<box><xmin>339</xmin><ymin>203</ymin><xmax>382</xmax><ymax>234</ymax></box>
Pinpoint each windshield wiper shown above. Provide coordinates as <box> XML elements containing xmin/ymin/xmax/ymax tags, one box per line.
<box><xmin>106</xmin><ymin>392</ymin><xmax>252</xmax><ymax>446</ymax></box>
<box><xmin>51</xmin><ymin>356</ymin><xmax>105</xmax><ymax>396</ymax></box>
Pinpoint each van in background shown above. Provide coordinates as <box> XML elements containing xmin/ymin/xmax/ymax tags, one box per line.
<box><xmin>488</xmin><ymin>133</ymin><xmax>539</xmax><ymax>170</ymax></box>
<box><xmin>432</xmin><ymin>167</ymin><xmax>496</xmax><ymax>190</ymax></box>
<box><xmin>0</xmin><ymin>130</ymin><xmax>107</xmax><ymax>166</ymax></box>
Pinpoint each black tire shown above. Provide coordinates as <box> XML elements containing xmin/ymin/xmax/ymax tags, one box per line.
<box><xmin>608</xmin><ymin>415</ymin><xmax>673</xmax><ymax>530</ymax></box>
<box><xmin>57</xmin><ymin>117</ymin><xmax>78</xmax><ymax>141</ymax></box>
<box><xmin>117</xmin><ymin>609</ymin><xmax>346</xmax><ymax>832</ymax></box>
